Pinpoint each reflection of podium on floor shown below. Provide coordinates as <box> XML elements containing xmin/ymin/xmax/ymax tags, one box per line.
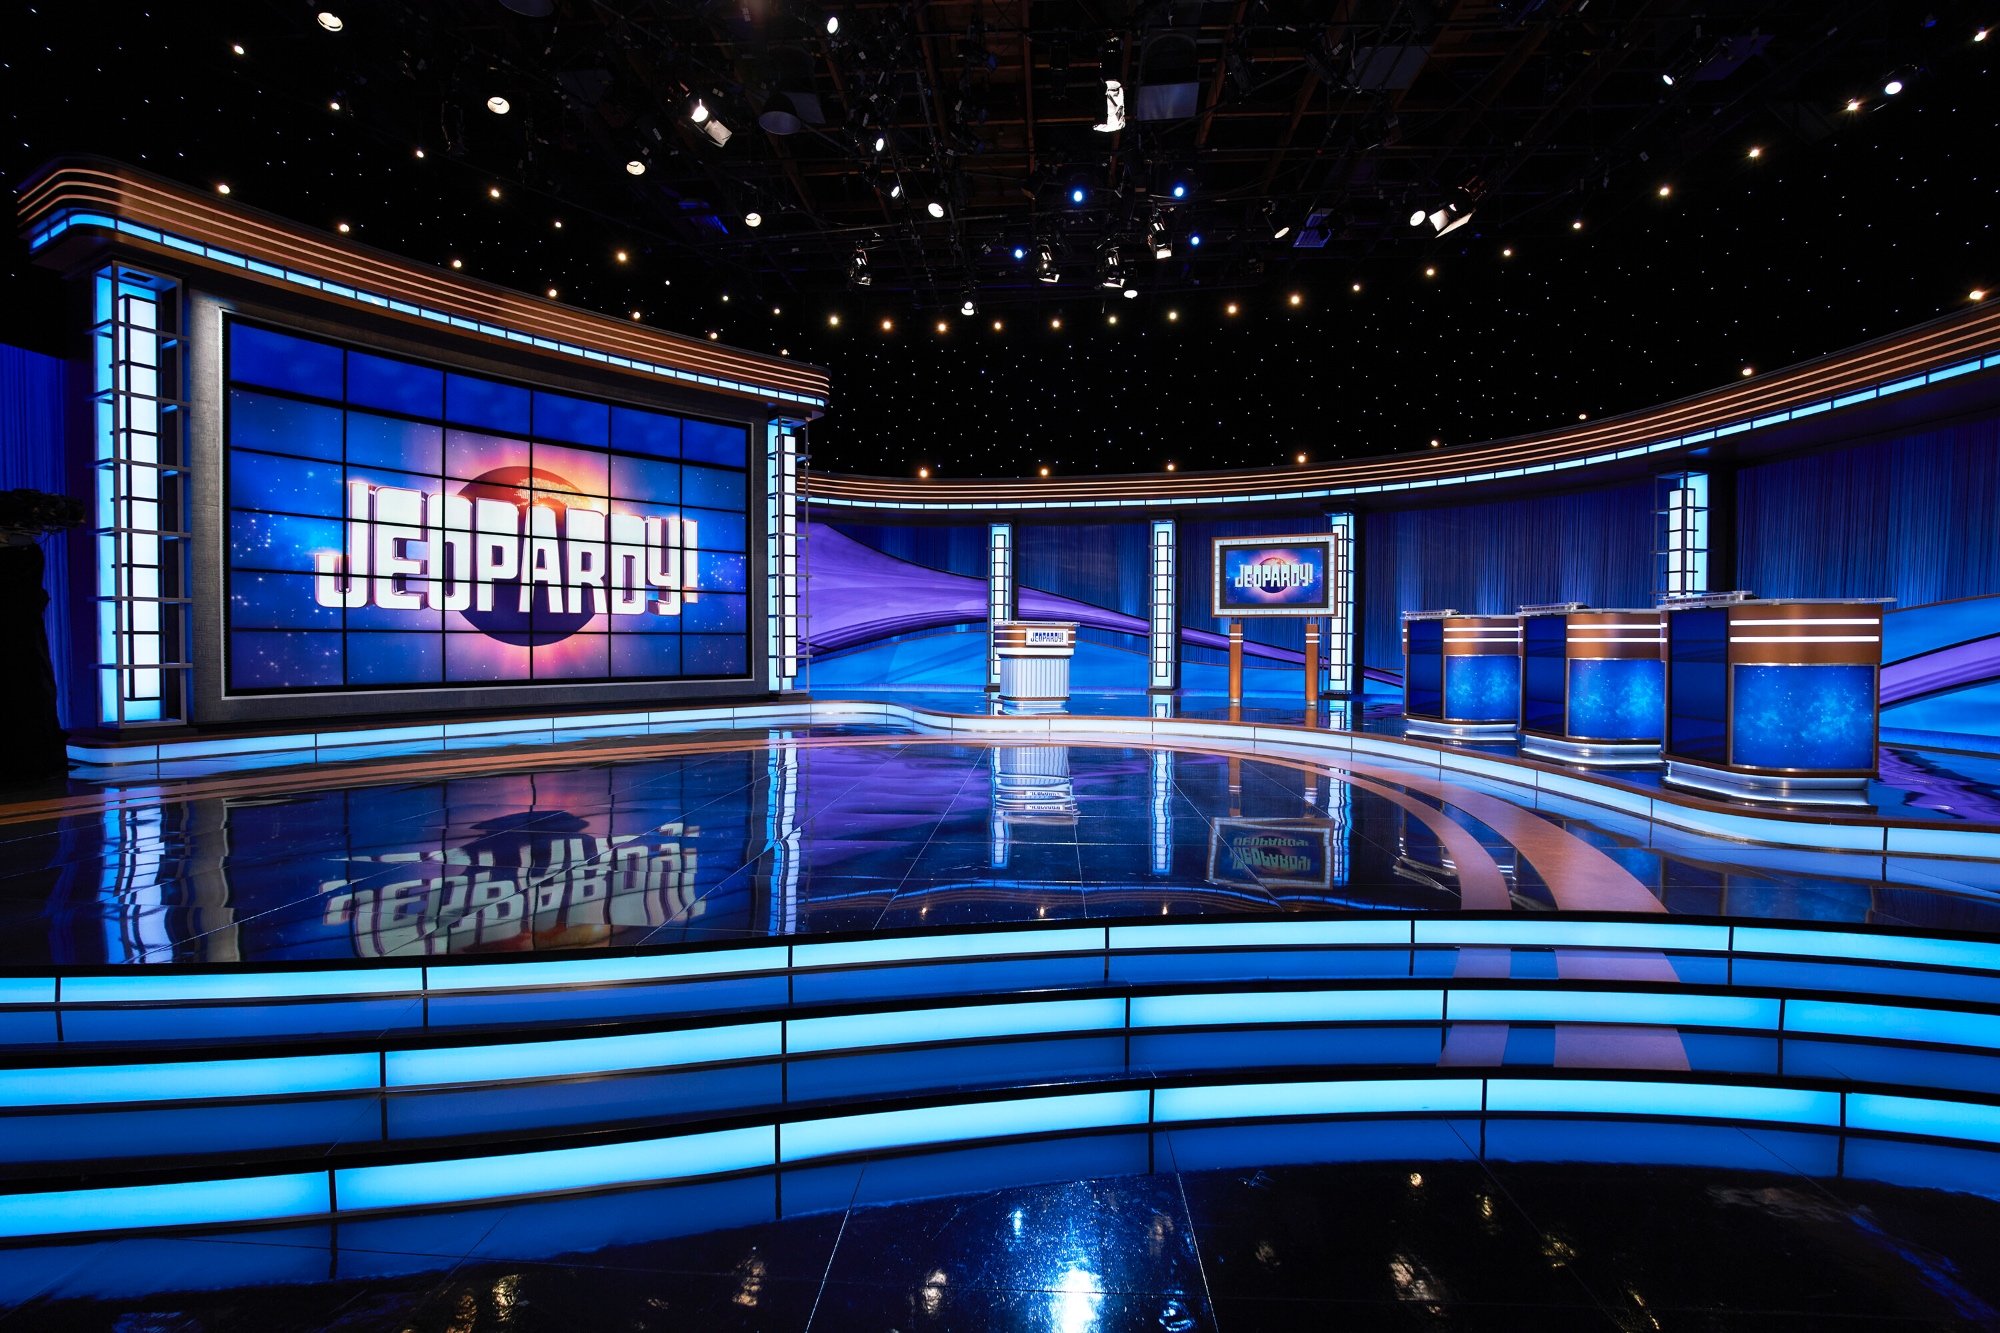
<box><xmin>989</xmin><ymin>745</ymin><xmax>1077</xmax><ymax>869</ymax></box>
<box><xmin>990</xmin><ymin>621</ymin><xmax>1077</xmax><ymax>714</ymax></box>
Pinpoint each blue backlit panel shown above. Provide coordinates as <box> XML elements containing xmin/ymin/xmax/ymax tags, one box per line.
<box><xmin>1731</xmin><ymin>664</ymin><xmax>1877</xmax><ymax>770</ymax></box>
<box><xmin>1567</xmin><ymin>658</ymin><xmax>1665</xmax><ymax>741</ymax></box>
<box><xmin>1444</xmin><ymin>653</ymin><xmax>1519</xmax><ymax>723</ymax></box>
<box><xmin>1667</xmin><ymin>608</ymin><xmax>1729</xmax><ymax>761</ymax></box>
<box><xmin>1405</xmin><ymin>619</ymin><xmax>1443</xmax><ymax>719</ymax></box>
<box><xmin>1521</xmin><ymin>617</ymin><xmax>1565</xmax><ymax>734</ymax></box>
<box><xmin>223</xmin><ymin>319</ymin><xmax>753</xmax><ymax>694</ymax></box>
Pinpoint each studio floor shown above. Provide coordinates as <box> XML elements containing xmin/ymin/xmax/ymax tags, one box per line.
<box><xmin>6</xmin><ymin>724</ymin><xmax>2000</xmax><ymax>967</ymax></box>
<box><xmin>8</xmin><ymin>706</ymin><xmax>2000</xmax><ymax>1329</ymax></box>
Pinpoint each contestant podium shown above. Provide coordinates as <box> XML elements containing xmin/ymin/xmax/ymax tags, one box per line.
<box><xmin>1662</xmin><ymin>597</ymin><xmax>1889</xmax><ymax>800</ymax></box>
<box><xmin>1402</xmin><ymin>611</ymin><xmax>1521</xmax><ymax>738</ymax></box>
<box><xmin>1519</xmin><ymin>606</ymin><xmax>1666</xmax><ymax>765</ymax></box>
<box><xmin>991</xmin><ymin>621</ymin><xmax>1077</xmax><ymax>714</ymax></box>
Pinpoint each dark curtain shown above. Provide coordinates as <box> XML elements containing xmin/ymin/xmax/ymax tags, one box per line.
<box><xmin>1737</xmin><ymin>420</ymin><xmax>2000</xmax><ymax>607</ymax></box>
<box><xmin>1362</xmin><ymin>482</ymin><xmax>1654</xmax><ymax>672</ymax></box>
<box><xmin>0</xmin><ymin>346</ymin><xmax>71</xmax><ymax>734</ymax></box>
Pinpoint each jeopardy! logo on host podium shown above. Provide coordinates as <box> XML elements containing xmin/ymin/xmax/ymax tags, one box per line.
<box><xmin>1210</xmin><ymin>534</ymin><xmax>1338</xmax><ymax>617</ymax></box>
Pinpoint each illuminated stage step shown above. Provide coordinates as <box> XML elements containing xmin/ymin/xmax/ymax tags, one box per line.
<box><xmin>7</xmin><ymin>915</ymin><xmax>2000</xmax><ymax>1238</ymax></box>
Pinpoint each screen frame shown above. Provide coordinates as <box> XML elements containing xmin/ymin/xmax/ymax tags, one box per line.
<box><xmin>1209</xmin><ymin>533</ymin><xmax>1338</xmax><ymax>618</ymax></box>
<box><xmin>187</xmin><ymin>287</ymin><xmax>773</xmax><ymax>725</ymax></box>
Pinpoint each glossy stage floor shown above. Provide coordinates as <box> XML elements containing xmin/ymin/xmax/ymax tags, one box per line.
<box><xmin>6</xmin><ymin>694</ymin><xmax>2000</xmax><ymax>1329</ymax></box>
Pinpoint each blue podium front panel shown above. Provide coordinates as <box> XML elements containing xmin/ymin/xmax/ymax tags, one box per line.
<box><xmin>1732</xmin><ymin>663</ymin><xmax>1878</xmax><ymax>771</ymax></box>
<box><xmin>1445</xmin><ymin>653</ymin><xmax>1520</xmax><ymax>723</ymax></box>
<box><xmin>1569</xmin><ymin>658</ymin><xmax>1666</xmax><ymax>742</ymax></box>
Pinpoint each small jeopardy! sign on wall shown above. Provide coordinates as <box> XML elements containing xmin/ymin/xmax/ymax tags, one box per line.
<box><xmin>1210</xmin><ymin>534</ymin><xmax>1338</xmax><ymax>617</ymax></box>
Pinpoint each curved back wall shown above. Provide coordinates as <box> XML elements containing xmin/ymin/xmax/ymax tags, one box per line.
<box><xmin>1361</xmin><ymin>481</ymin><xmax>1656</xmax><ymax>675</ymax></box>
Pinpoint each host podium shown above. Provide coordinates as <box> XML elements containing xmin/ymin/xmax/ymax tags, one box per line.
<box><xmin>1402</xmin><ymin>611</ymin><xmax>1521</xmax><ymax>738</ymax></box>
<box><xmin>1662</xmin><ymin>597</ymin><xmax>1889</xmax><ymax>800</ymax></box>
<box><xmin>991</xmin><ymin>621</ymin><xmax>1077</xmax><ymax>714</ymax></box>
<box><xmin>1519</xmin><ymin>607</ymin><xmax>1666</xmax><ymax>765</ymax></box>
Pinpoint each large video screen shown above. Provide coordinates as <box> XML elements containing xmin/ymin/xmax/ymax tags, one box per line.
<box><xmin>224</xmin><ymin>320</ymin><xmax>752</xmax><ymax>693</ymax></box>
<box><xmin>1211</xmin><ymin>534</ymin><xmax>1336</xmax><ymax>617</ymax></box>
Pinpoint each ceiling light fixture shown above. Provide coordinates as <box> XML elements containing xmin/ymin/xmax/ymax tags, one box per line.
<box><xmin>1093</xmin><ymin>79</ymin><xmax>1126</xmax><ymax>133</ymax></box>
<box><xmin>826</xmin><ymin>14</ymin><xmax>840</xmax><ymax>34</ymax></box>
<box><xmin>926</xmin><ymin>200</ymin><xmax>946</xmax><ymax>218</ymax></box>
<box><xmin>487</xmin><ymin>96</ymin><xmax>510</xmax><ymax>115</ymax></box>
<box><xmin>744</xmin><ymin>211</ymin><xmax>763</xmax><ymax>227</ymax></box>
<box><xmin>215</xmin><ymin>183</ymin><xmax>231</xmax><ymax>195</ymax></box>
<box><xmin>1122</xmin><ymin>287</ymin><xmax>1138</xmax><ymax>300</ymax></box>
<box><xmin>316</xmin><ymin>12</ymin><xmax>343</xmax><ymax>32</ymax></box>
<box><xmin>961</xmin><ymin>295</ymin><xmax>977</xmax><ymax>316</ymax></box>
<box><xmin>704</xmin><ymin>119</ymin><xmax>733</xmax><ymax>146</ymax></box>
<box><xmin>231</xmin><ymin>42</ymin><xmax>246</xmax><ymax>55</ymax></box>
<box><xmin>626</xmin><ymin>159</ymin><xmax>646</xmax><ymax>175</ymax></box>
<box><xmin>690</xmin><ymin>98</ymin><xmax>711</xmax><ymax>124</ymax></box>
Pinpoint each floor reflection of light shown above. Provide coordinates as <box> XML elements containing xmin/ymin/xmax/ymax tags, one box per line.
<box><xmin>1050</xmin><ymin>1266</ymin><xmax>1104</xmax><ymax>1333</ymax></box>
<box><xmin>1010</xmin><ymin>1207</ymin><xmax>1026</xmax><ymax>1237</ymax></box>
<box><xmin>920</xmin><ymin>1268</ymin><xmax>949</xmax><ymax>1317</ymax></box>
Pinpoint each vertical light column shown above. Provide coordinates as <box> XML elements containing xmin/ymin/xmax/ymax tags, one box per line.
<box><xmin>1656</xmin><ymin>472</ymin><xmax>1710</xmax><ymax>598</ymax></box>
<box><xmin>986</xmin><ymin>522</ymin><xmax>1014</xmax><ymax>691</ymax></box>
<box><xmin>1148</xmin><ymin>519</ymin><xmax>1177</xmax><ymax>693</ymax></box>
<box><xmin>1326</xmin><ymin>511</ymin><xmax>1356</xmax><ymax>696</ymax></box>
<box><xmin>765</xmin><ymin>421</ymin><xmax>803</xmax><ymax>691</ymax></box>
<box><xmin>91</xmin><ymin>265</ymin><xmax>187</xmax><ymax>726</ymax></box>
<box><xmin>1150</xmin><ymin>748</ymin><xmax>1174</xmax><ymax>875</ymax></box>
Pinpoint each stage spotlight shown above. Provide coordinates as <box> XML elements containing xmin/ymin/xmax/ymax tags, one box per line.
<box><xmin>1150</xmin><ymin>219</ymin><xmax>1172</xmax><ymax>259</ymax></box>
<box><xmin>918</xmin><ymin>466</ymin><xmax>929</xmax><ymax>478</ymax></box>
<box><xmin>849</xmin><ymin>249</ymin><xmax>872</xmax><ymax>287</ymax></box>
<box><xmin>1571</xmin><ymin>218</ymin><xmax>1584</xmax><ymax>230</ymax></box>
<box><xmin>1012</xmin><ymin>246</ymin><xmax>1027</xmax><ymax>260</ymax></box>
<box><xmin>1291</xmin><ymin>292</ymin><xmax>1304</xmax><ymax>306</ymax></box>
<box><xmin>1167</xmin><ymin>309</ymin><xmax>1179</xmax><ymax>322</ymax></box>
<box><xmin>1845</xmin><ymin>97</ymin><xmax>1864</xmax><ymax>112</ymax></box>
<box><xmin>1070</xmin><ymin>186</ymin><xmax>1087</xmax><ymax>205</ymax></box>
<box><xmin>1409</xmin><ymin>208</ymin><xmax>1427</xmax><ymax>227</ymax></box>
<box><xmin>1050</xmin><ymin>318</ymin><xmax>1062</xmax><ymax>329</ymax></box>
<box><xmin>927</xmin><ymin>200</ymin><xmax>946</xmax><ymax>218</ymax></box>
<box><xmin>1350</xmin><ymin>282</ymin><xmax>1360</xmax><ymax>293</ymax></box>
<box><xmin>487</xmin><ymin>96</ymin><xmax>510</xmax><ymax>115</ymax></box>
<box><xmin>215</xmin><ymin>182</ymin><xmax>231</xmax><ymax>195</ymax></box>
<box><xmin>993</xmin><ymin>318</ymin><xmax>1004</xmax><ymax>331</ymax></box>
<box><xmin>1295</xmin><ymin>452</ymin><xmax>1307</xmax><ymax>464</ymax></box>
<box><xmin>1273</xmin><ymin>223</ymin><xmax>1291</xmax><ymax>240</ymax></box>
<box><xmin>873</xmin><ymin>134</ymin><xmax>886</xmax><ymax>153</ymax></box>
<box><xmin>1122</xmin><ymin>287</ymin><xmax>1139</xmax><ymax>300</ymax></box>
<box><xmin>828</xmin><ymin>313</ymin><xmax>841</xmax><ymax>326</ymax></box>
<box><xmin>488</xmin><ymin>186</ymin><xmax>502</xmax><ymax>198</ymax></box>
<box><xmin>1424</xmin><ymin>266</ymin><xmax>1435</xmax><ymax>277</ymax></box>
<box><xmin>1165</xmin><ymin>462</ymin><xmax>1176</xmax><ymax>472</ymax></box>
<box><xmin>1884</xmin><ymin>74</ymin><xmax>1906</xmax><ymax>95</ymax></box>
<box><xmin>1107</xmin><ymin>313</ymin><xmax>1119</xmax><ymax>325</ymax></box>
<box><xmin>1100</xmin><ymin>249</ymin><xmax>1125</xmax><ymax>289</ymax></box>
<box><xmin>1661</xmin><ymin>71</ymin><xmax>1675</xmax><ymax>86</ymax></box>
<box><xmin>316</xmin><ymin>11</ymin><xmax>343</xmax><ymax>32</ymax></box>
<box><xmin>705</xmin><ymin>119</ymin><xmax>733</xmax><ymax>146</ymax></box>
<box><xmin>880</xmin><ymin>317</ymin><xmax>894</xmax><ymax>331</ymax></box>
<box><xmin>1502</xmin><ymin>246</ymin><xmax>1514</xmax><ymax>257</ymax></box>
<box><xmin>1658</xmin><ymin>184</ymin><xmax>1672</xmax><ymax>198</ymax></box>
<box><xmin>1741</xmin><ymin>365</ymin><xmax>1754</xmax><ymax>376</ymax></box>
<box><xmin>626</xmin><ymin>159</ymin><xmax>646</xmax><ymax>175</ymax></box>
<box><xmin>1036</xmin><ymin>244</ymin><xmax>1058</xmax><ymax>284</ymax></box>
<box><xmin>1039</xmin><ymin>466</ymin><xmax>1051</xmax><ymax>476</ymax></box>
<box><xmin>232</xmin><ymin>42</ymin><xmax>245</xmax><ymax>55</ymax></box>
<box><xmin>1430</xmin><ymin>438</ymin><xmax>1441</xmax><ymax>447</ymax></box>
<box><xmin>826</xmin><ymin>14</ymin><xmax>840</xmax><ymax>34</ymax></box>
<box><xmin>744</xmin><ymin>211</ymin><xmax>762</xmax><ymax>227</ymax></box>
<box><xmin>961</xmin><ymin>295</ymin><xmax>977</xmax><ymax>315</ymax></box>
<box><xmin>1226</xmin><ymin>302</ymin><xmax>1239</xmax><ymax>316</ymax></box>
<box><xmin>1747</xmin><ymin>146</ymin><xmax>1762</xmax><ymax>160</ymax></box>
<box><xmin>1977</xmin><ymin>27</ymin><xmax>1989</xmax><ymax>42</ymax></box>
<box><xmin>1188</xmin><ymin>233</ymin><xmax>1202</xmax><ymax>247</ymax></box>
<box><xmin>690</xmin><ymin>98</ymin><xmax>711</xmax><ymax>124</ymax></box>
<box><xmin>1172</xmin><ymin>182</ymin><xmax>1188</xmax><ymax>199</ymax></box>
<box><xmin>1971</xmin><ymin>288</ymin><xmax>1987</xmax><ymax>302</ymax></box>
<box><xmin>889</xmin><ymin>182</ymin><xmax>904</xmax><ymax>199</ymax></box>
<box><xmin>935</xmin><ymin>320</ymin><xmax>948</xmax><ymax>334</ymax></box>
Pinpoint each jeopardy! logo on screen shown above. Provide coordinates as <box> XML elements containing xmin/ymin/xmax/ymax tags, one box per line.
<box><xmin>1211</xmin><ymin>535</ymin><xmax>1337</xmax><ymax>616</ymax></box>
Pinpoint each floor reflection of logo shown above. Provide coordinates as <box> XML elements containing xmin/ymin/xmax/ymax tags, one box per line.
<box><xmin>321</xmin><ymin>809</ymin><xmax>701</xmax><ymax>956</ymax></box>
<box><xmin>458</xmin><ymin>466</ymin><xmax>593</xmax><ymax>646</ymax></box>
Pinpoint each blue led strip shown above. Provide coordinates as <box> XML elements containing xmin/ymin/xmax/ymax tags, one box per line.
<box><xmin>12</xmin><ymin>1075</ymin><xmax>2000</xmax><ymax>1238</ymax></box>
<box><xmin>28</xmin><ymin>210</ymin><xmax>827</xmax><ymax>410</ymax></box>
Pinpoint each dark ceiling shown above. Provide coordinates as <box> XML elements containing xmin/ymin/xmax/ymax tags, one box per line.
<box><xmin>1</xmin><ymin>1</ymin><xmax>1993</xmax><ymax>476</ymax></box>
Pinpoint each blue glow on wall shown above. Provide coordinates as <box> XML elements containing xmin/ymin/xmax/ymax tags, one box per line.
<box><xmin>1732</xmin><ymin>664</ymin><xmax>1877</xmax><ymax>770</ymax></box>
<box><xmin>1568</xmin><ymin>658</ymin><xmax>1665</xmax><ymax>741</ymax></box>
<box><xmin>1445</xmin><ymin>653</ymin><xmax>1518</xmax><ymax>722</ymax></box>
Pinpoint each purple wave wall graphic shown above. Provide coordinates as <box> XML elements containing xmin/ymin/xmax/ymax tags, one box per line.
<box><xmin>1881</xmin><ymin>635</ymin><xmax>2000</xmax><ymax>706</ymax></box>
<box><xmin>806</xmin><ymin>523</ymin><xmax>1308</xmax><ymax>663</ymax></box>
